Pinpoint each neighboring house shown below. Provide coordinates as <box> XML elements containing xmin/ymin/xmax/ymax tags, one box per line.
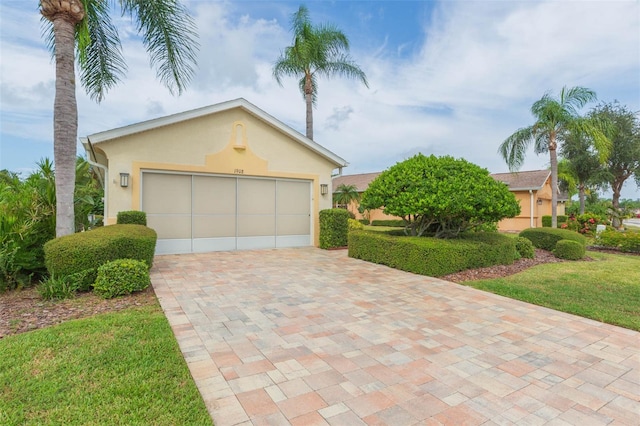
<box><xmin>82</xmin><ymin>98</ymin><xmax>347</xmax><ymax>254</ymax></box>
<box><xmin>491</xmin><ymin>170</ymin><xmax>567</xmax><ymax>231</ymax></box>
<box><xmin>333</xmin><ymin>169</ymin><xmax>566</xmax><ymax>231</ymax></box>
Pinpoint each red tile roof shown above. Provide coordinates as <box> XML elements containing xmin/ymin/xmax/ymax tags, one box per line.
<box><xmin>333</xmin><ymin>169</ymin><xmax>553</xmax><ymax>192</ymax></box>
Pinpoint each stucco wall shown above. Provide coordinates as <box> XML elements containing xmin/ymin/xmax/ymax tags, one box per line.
<box><xmin>91</xmin><ymin>108</ymin><xmax>338</xmax><ymax>246</ymax></box>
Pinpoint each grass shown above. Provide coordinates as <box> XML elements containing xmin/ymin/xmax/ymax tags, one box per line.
<box><xmin>462</xmin><ymin>251</ymin><xmax>640</xmax><ymax>331</ymax></box>
<box><xmin>0</xmin><ymin>305</ymin><xmax>213</xmax><ymax>426</ymax></box>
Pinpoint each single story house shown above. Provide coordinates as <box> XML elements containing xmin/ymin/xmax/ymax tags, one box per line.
<box><xmin>82</xmin><ymin>98</ymin><xmax>347</xmax><ymax>254</ymax></box>
<box><xmin>333</xmin><ymin>169</ymin><xmax>566</xmax><ymax>232</ymax></box>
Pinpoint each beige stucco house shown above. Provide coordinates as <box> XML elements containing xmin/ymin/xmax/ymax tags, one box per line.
<box><xmin>82</xmin><ymin>98</ymin><xmax>347</xmax><ymax>254</ymax></box>
<box><xmin>333</xmin><ymin>169</ymin><xmax>566</xmax><ymax>232</ymax></box>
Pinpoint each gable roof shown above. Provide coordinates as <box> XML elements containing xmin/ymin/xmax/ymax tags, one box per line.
<box><xmin>333</xmin><ymin>172</ymin><xmax>381</xmax><ymax>192</ymax></box>
<box><xmin>82</xmin><ymin>98</ymin><xmax>348</xmax><ymax>168</ymax></box>
<box><xmin>490</xmin><ymin>170</ymin><xmax>551</xmax><ymax>191</ymax></box>
<box><xmin>333</xmin><ymin>169</ymin><xmax>554</xmax><ymax>193</ymax></box>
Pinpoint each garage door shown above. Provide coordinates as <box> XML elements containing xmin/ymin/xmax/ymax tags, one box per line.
<box><xmin>142</xmin><ymin>172</ymin><xmax>312</xmax><ymax>254</ymax></box>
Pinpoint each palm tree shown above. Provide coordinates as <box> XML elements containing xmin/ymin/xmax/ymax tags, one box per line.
<box><xmin>499</xmin><ymin>86</ymin><xmax>608</xmax><ymax>228</ymax></box>
<box><xmin>333</xmin><ymin>184</ymin><xmax>360</xmax><ymax>209</ymax></box>
<box><xmin>40</xmin><ymin>0</ymin><xmax>198</xmax><ymax>237</ymax></box>
<box><xmin>273</xmin><ymin>5</ymin><xmax>368</xmax><ymax>140</ymax></box>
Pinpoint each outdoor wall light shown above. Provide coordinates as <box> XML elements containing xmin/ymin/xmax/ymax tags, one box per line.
<box><xmin>537</xmin><ymin>198</ymin><xmax>543</xmax><ymax>205</ymax></box>
<box><xmin>120</xmin><ymin>173</ymin><xmax>130</xmax><ymax>188</ymax></box>
<box><xmin>320</xmin><ymin>184</ymin><xmax>328</xmax><ymax>195</ymax></box>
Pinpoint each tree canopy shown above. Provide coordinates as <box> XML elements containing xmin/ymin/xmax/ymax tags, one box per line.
<box><xmin>499</xmin><ymin>86</ymin><xmax>607</xmax><ymax>228</ymax></box>
<box><xmin>360</xmin><ymin>154</ymin><xmax>520</xmax><ymax>238</ymax></box>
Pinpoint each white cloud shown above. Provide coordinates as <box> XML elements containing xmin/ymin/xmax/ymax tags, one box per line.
<box><xmin>1</xmin><ymin>0</ymin><xmax>638</xmax><ymax>198</ymax></box>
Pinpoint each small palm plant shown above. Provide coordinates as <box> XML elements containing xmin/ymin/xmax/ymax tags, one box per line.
<box><xmin>333</xmin><ymin>184</ymin><xmax>360</xmax><ymax>209</ymax></box>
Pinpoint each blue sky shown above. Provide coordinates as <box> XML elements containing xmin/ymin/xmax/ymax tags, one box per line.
<box><xmin>1</xmin><ymin>0</ymin><xmax>639</xmax><ymax>199</ymax></box>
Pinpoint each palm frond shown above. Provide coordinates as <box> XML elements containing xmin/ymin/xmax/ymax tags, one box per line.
<box><xmin>121</xmin><ymin>0</ymin><xmax>199</xmax><ymax>95</ymax></box>
<box><xmin>498</xmin><ymin>126</ymin><xmax>535</xmax><ymax>171</ymax></box>
<box><xmin>77</xmin><ymin>0</ymin><xmax>127</xmax><ymax>102</ymax></box>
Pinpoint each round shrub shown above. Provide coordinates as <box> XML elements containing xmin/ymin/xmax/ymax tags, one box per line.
<box><xmin>515</xmin><ymin>236</ymin><xmax>535</xmax><ymax>259</ymax></box>
<box><xmin>348</xmin><ymin>218</ymin><xmax>365</xmax><ymax>231</ymax></box>
<box><xmin>519</xmin><ymin>228</ymin><xmax>586</xmax><ymax>251</ymax></box>
<box><xmin>94</xmin><ymin>259</ymin><xmax>151</xmax><ymax>299</ymax></box>
<box><xmin>553</xmin><ymin>240</ymin><xmax>585</xmax><ymax>260</ymax></box>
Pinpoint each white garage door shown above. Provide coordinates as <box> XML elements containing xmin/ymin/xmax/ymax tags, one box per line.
<box><xmin>142</xmin><ymin>172</ymin><xmax>312</xmax><ymax>254</ymax></box>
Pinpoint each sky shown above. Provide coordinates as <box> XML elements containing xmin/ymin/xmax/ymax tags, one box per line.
<box><xmin>1</xmin><ymin>0</ymin><xmax>639</xmax><ymax>199</ymax></box>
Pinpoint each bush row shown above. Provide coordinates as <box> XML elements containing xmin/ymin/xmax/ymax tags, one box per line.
<box><xmin>348</xmin><ymin>231</ymin><xmax>517</xmax><ymax>277</ymax></box>
<box><xmin>370</xmin><ymin>220</ymin><xmax>405</xmax><ymax>227</ymax></box>
<box><xmin>44</xmin><ymin>224</ymin><xmax>157</xmax><ymax>281</ymax></box>
<box><xmin>541</xmin><ymin>215</ymin><xmax>568</xmax><ymax>227</ymax></box>
<box><xmin>519</xmin><ymin>228</ymin><xmax>586</xmax><ymax>251</ymax></box>
<box><xmin>596</xmin><ymin>229</ymin><xmax>640</xmax><ymax>253</ymax></box>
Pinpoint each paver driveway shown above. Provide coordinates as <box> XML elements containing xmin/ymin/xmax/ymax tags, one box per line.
<box><xmin>151</xmin><ymin>247</ymin><xmax>640</xmax><ymax>425</ymax></box>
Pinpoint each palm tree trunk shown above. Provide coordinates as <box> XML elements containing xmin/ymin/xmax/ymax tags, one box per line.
<box><xmin>578</xmin><ymin>183</ymin><xmax>586</xmax><ymax>215</ymax></box>
<box><xmin>42</xmin><ymin>1</ymin><xmax>84</xmax><ymax>237</ymax></box>
<box><xmin>304</xmin><ymin>74</ymin><xmax>313</xmax><ymax>140</ymax></box>
<box><xmin>549</xmin><ymin>145</ymin><xmax>558</xmax><ymax>228</ymax></box>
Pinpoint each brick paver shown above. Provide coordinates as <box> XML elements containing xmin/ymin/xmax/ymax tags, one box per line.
<box><xmin>151</xmin><ymin>247</ymin><xmax>640</xmax><ymax>425</ymax></box>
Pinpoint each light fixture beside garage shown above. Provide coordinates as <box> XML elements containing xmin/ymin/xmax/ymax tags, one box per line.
<box><xmin>320</xmin><ymin>184</ymin><xmax>328</xmax><ymax>195</ymax></box>
<box><xmin>120</xmin><ymin>173</ymin><xmax>130</xmax><ymax>187</ymax></box>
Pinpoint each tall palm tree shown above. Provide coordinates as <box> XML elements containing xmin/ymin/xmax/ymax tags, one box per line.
<box><xmin>499</xmin><ymin>86</ymin><xmax>608</xmax><ymax>228</ymax></box>
<box><xmin>333</xmin><ymin>184</ymin><xmax>360</xmax><ymax>208</ymax></box>
<box><xmin>40</xmin><ymin>0</ymin><xmax>198</xmax><ymax>237</ymax></box>
<box><xmin>273</xmin><ymin>5</ymin><xmax>368</xmax><ymax>140</ymax></box>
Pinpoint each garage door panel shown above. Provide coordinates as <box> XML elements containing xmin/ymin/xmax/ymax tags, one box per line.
<box><xmin>193</xmin><ymin>176</ymin><xmax>236</xmax><ymax>215</ymax></box>
<box><xmin>277</xmin><ymin>215</ymin><xmax>310</xmax><ymax>236</ymax></box>
<box><xmin>147</xmin><ymin>215</ymin><xmax>191</xmax><ymax>239</ymax></box>
<box><xmin>143</xmin><ymin>174</ymin><xmax>191</xmax><ymax>214</ymax></box>
<box><xmin>193</xmin><ymin>215</ymin><xmax>236</xmax><ymax>238</ymax></box>
<box><xmin>238</xmin><ymin>215</ymin><xmax>275</xmax><ymax>237</ymax></box>
<box><xmin>238</xmin><ymin>179</ymin><xmax>275</xmax><ymax>214</ymax></box>
<box><xmin>277</xmin><ymin>181</ymin><xmax>310</xmax><ymax>215</ymax></box>
<box><xmin>143</xmin><ymin>172</ymin><xmax>311</xmax><ymax>253</ymax></box>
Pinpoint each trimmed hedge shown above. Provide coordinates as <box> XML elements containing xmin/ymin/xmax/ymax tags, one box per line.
<box><xmin>515</xmin><ymin>236</ymin><xmax>535</xmax><ymax>259</ymax></box>
<box><xmin>519</xmin><ymin>228</ymin><xmax>586</xmax><ymax>251</ymax></box>
<box><xmin>319</xmin><ymin>209</ymin><xmax>349</xmax><ymax>249</ymax></box>
<box><xmin>596</xmin><ymin>229</ymin><xmax>640</xmax><ymax>253</ymax></box>
<box><xmin>348</xmin><ymin>231</ymin><xmax>517</xmax><ymax>277</ymax></box>
<box><xmin>94</xmin><ymin>258</ymin><xmax>151</xmax><ymax>299</ymax></box>
<box><xmin>348</xmin><ymin>219</ymin><xmax>365</xmax><ymax>231</ymax></box>
<box><xmin>358</xmin><ymin>219</ymin><xmax>370</xmax><ymax>225</ymax></box>
<box><xmin>117</xmin><ymin>210</ymin><xmax>147</xmax><ymax>225</ymax></box>
<box><xmin>553</xmin><ymin>240</ymin><xmax>585</xmax><ymax>260</ymax></box>
<box><xmin>44</xmin><ymin>225</ymin><xmax>157</xmax><ymax>280</ymax></box>
<box><xmin>542</xmin><ymin>215</ymin><xmax>568</xmax><ymax>227</ymax></box>
<box><xmin>371</xmin><ymin>220</ymin><xmax>405</xmax><ymax>227</ymax></box>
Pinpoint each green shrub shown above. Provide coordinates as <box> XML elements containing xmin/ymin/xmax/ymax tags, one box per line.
<box><xmin>515</xmin><ymin>237</ymin><xmax>535</xmax><ymax>259</ymax></box>
<box><xmin>596</xmin><ymin>229</ymin><xmax>640</xmax><ymax>253</ymax></box>
<box><xmin>358</xmin><ymin>219</ymin><xmax>370</xmax><ymax>225</ymax></box>
<box><xmin>319</xmin><ymin>209</ymin><xmax>349</xmax><ymax>249</ymax></box>
<box><xmin>553</xmin><ymin>239</ymin><xmax>585</xmax><ymax>260</ymax></box>
<box><xmin>519</xmin><ymin>228</ymin><xmax>586</xmax><ymax>251</ymax></box>
<box><xmin>117</xmin><ymin>210</ymin><xmax>147</xmax><ymax>226</ymax></box>
<box><xmin>44</xmin><ymin>225</ymin><xmax>157</xmax><ymax>279</ymax></box>
<box><xmin>93</xmin><ymin>259</ymin><xmax>151</xmax><ymax>299</ymax></box>
<box><xmin>371</xmin><ymin>220</ymin><xmax>405</xmax><ymax>227</ymax></box>
<box><xmin>542</xmin><ymin>215</ymin><xmax>568</xmax><ymax>227</ymax></box>
<box><xmin>38</xmin><ymin>275</ymin><xmax>78</xmax><ymax>300</ymax></box>
<box><xmin>348</xmin><ymin>219</ymin><xmax>365</xmax><ymax>231</ymax></box>
<box><xmin>348</xmin><ymin>231</ymin><xmax>517</xmax><ymax>277</ymax></box>
<box><xmin>67</xmin><ymin>268</ymin><xmax>98</xmax><ymax>292</ymax></box>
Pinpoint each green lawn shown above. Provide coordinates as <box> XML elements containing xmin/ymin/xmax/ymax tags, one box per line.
<box><xmin>462</xmin><ymin>251</ymin><xmax>640</xmax><ymax>331</ymax></box>
<box><xmin>363</xmin><ymin>225</ymin><xmax>403</xmax><ymax>232</ymax></box>
<box><xmin>0</xmin><ymin>305</ymin><xmax>213</xmax><ymax>426</ymax></box>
